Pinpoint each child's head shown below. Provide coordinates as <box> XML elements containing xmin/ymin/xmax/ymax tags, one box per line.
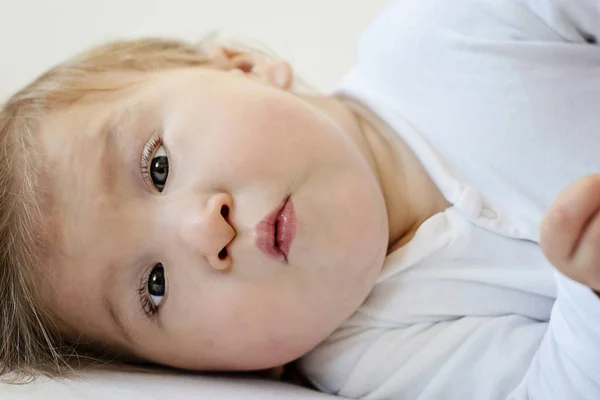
<box><xmin>0</xmin><ymin>37</ymin><xmax>388</xmax><ymax>377</ymax></box>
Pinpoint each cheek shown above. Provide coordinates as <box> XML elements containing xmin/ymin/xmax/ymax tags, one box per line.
<box><xmin>156</xmin><ymin>280</ymin><xmax>306</xmax><ymax>367</ymax></box>
<box><xmin>166</xmin><ymin>95</ymin><xmax>332</xmax><ymax>187</ymax></box>
<box><xmin>298</xmin><ymin>170</ymin><xmax>388</xmax><ymax>285</ymax></box>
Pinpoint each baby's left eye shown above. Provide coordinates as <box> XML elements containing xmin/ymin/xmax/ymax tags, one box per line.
<box><xmin>150</xmin><ymin>145</ymin><xmax>169</xmax><ymax>192</ymax></box>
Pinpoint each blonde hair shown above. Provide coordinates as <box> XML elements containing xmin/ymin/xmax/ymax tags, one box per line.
<box><xmin>0</xmin><ymin>37</ymin><xmax>239</xmax><ymax>381</ymax></box>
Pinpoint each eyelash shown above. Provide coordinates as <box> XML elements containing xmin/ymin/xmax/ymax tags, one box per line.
<box><xmin>138</xmin><ymin>269</ymin><xmax>159</xmax><ymax>318</ymax></box>
<box><xmin>140</xmin><ymin>133</ymin><xmax>162</xmax><ymax>189</ymax></box>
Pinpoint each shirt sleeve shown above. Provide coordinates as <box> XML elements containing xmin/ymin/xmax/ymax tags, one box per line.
<box><xmin>518</xmin><ymin>0</ymin><xmax>600</xmax><ymax>43</ymax></box>
<box><xmin>508</xmin><ymin>272</ymin><xmax>600</xmax><ymax>399</ymax></box>
<box><xmin>299</xmin><ymin>272</ymin><xmax>600</xmax><ymax>399</ymax></box>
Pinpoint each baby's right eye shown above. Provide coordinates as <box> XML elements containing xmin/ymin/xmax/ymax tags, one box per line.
<box><xmin>150</xmin><ymin>145</ymin><xmax>169</xmax><ymax>192</ymax></box>
<box><xmin>141</xmin><ymin>134</ymin><xmax>170</xmax><ymax>192</ymax></box>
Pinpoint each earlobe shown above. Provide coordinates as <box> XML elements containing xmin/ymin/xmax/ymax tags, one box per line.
<box><xmin>266</xmin><ymin>61</ymin><xmax>293</xmax><ymax>90</ymax></box>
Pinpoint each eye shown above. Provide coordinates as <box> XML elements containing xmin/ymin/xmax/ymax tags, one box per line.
<box><xmin>150</xmin><ymin>145</ymin><xmax>169</xmax><ymax>192</ymax></box>
<box><xmin>148</xmin><ymin>263</ymin><xmax>166</xmax><ymax>307</ymax></box>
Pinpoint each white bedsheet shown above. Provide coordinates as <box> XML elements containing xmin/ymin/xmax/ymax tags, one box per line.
<box><xmin>0</xmin><ymin>370</ymin><xmax>339</xmax><ymax>399</ymax></box>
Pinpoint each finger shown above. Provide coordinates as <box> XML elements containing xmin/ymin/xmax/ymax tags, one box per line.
<box><xmin>541</xmin><ymin>174</ymin><xmax>600</xmax><ymax>270</ymax></box>
<box><xmin>572</xmin><ymin>207</ymin><xmax>600</xmax><ymax>289</ymax></box>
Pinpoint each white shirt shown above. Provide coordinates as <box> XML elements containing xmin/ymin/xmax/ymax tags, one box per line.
<box><xmin>298</xmin><ymin>1</ymin><xmax>600</xmax><ymax>399</ymax></box>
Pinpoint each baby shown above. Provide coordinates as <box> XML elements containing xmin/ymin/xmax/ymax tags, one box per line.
<box><xmin>2</xmin><ymin>1</ymin><xmax>600</xmax><ymax>399</ymax></box>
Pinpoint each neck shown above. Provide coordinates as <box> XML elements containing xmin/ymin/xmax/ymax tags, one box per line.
<box><xmin>301</xmin><ymin>94</ymin><xmax>450</xmax><ymax>252</ymax></box>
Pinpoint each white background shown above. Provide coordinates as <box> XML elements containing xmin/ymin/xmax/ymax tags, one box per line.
<box><xmin>0</xmin><ymin>0</ymin><xmax>387</xmax><ymax>101</ymax></box>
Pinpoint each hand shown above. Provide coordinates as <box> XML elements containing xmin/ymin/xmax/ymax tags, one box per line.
<box><xmin>541</xmin><ymin>174</ymin><xmax>600</xmax><ymax>293</ymax></box>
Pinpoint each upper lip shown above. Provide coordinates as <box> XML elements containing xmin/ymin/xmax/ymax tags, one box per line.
<box><xmin>255</xmin><ymin>196</ymin><xmax>295</xmax><ymax>263</ymax></box>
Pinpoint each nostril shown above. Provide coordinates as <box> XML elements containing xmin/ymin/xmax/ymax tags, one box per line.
<box><xmin>220</xmin><ymin>205</ymin><xmax>229</xmax><ymax>219</ymax></box>
<box><xmin>218</xmin><ymin>248</ymin><xmax>228</xmax><ymax>260</ymax></box>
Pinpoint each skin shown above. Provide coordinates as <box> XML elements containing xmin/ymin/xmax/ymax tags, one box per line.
<box><xmin>541</xmin><ymin>174</ymin><xmax>600</xmax><ymax>296</ymax></box>
<box><xmin>38</xmin><ymin>48</ymin><xmax>450</xmax><ymax>372</ymax></box>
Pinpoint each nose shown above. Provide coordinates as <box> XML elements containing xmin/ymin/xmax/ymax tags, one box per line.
<box><xmin>181</xmin><ymin>192</ymin><xmax>236</xmax><ymax>271</ymax></box>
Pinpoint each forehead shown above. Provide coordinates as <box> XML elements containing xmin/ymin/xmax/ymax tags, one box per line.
<box><xmin>36</xmin><ymin>89</ymin><xmax>147</xmax><ymax>345</ymax></box>
<box><xmin>38</xmin><ymin>66</ymin><xmax>234</xmax><ymax>151</ymax></box>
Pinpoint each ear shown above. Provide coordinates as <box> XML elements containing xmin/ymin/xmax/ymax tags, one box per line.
<box><xmin>208</xmin><ymin>46</ymin><xmax>293</xmax><ymax>90</ymax></box>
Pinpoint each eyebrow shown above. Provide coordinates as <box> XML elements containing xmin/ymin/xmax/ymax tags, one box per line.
<box><xmin>100</xmin><ymin>108</ymin><xmax>132</xmax><ymax>195</ymax></box>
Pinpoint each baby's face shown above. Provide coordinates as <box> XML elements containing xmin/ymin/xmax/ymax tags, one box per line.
<box><xmin>39</xmin><ymin>67</ymin><xmax>387</xmax><ymax>371</ymax></box>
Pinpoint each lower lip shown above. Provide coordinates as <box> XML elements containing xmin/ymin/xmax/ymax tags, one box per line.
<box><xmin>256</xmin><ymin>197</ymin><xmax>297</xmax><ymax>262</ymax></box>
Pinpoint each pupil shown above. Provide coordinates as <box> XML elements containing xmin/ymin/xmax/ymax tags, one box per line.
<box><xmin>148</xmin><ymin>264</ymin><xmax>165</xmax><ymax>296</ymax></box>
<box><xmin>151</xmin><ymin>156</ymin><xmax>169</xmax><ymax>185</ymax></box>
<box><xmin>153</xmin><ymin>157</ymin><xmax>167</xmax><ymax>173</ymax></box>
